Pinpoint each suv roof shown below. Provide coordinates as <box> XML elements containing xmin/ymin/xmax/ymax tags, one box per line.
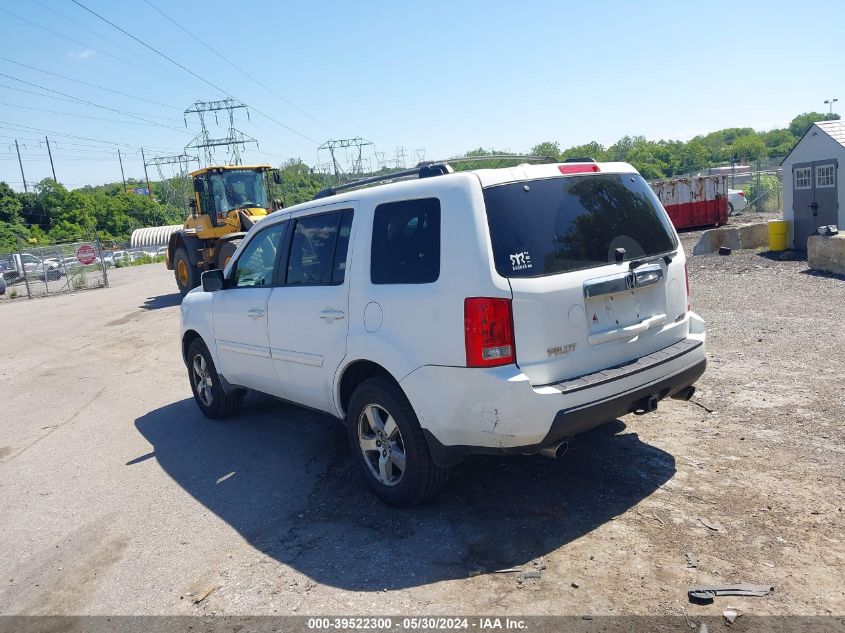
<box><xmin>286</xmin><ymin>160</ymin><xmax>640</xmax><ymax>217</ymax></box>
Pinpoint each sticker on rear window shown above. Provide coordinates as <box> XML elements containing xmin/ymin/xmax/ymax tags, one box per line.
<box><xmin>509</xmin><ymin>251</ymin><xmax>533</xmax><ymax>271</ymax></box>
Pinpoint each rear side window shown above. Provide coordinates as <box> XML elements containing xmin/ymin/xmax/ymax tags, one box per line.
<box><xmin>286</xmin><ymin>210</ymin><xmax>353</xmax><ymax>286</ymax></box>
<box><xmin>371</xmin><ymin>198</ymin><xmax>440</xmax><ymax>284</ymax></box>
<box><xmin>484</xmin><ymin>174</ymin><xmax>677</xmax><ymax>278</ymax></box>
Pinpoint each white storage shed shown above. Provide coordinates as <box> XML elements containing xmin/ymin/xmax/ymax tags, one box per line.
<box><xmin>782</xmin><ymin>120</ymin><xmax>843</xmax><ymax>249</ymax></box>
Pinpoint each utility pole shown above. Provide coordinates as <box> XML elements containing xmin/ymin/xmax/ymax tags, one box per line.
<box><xmin>824</xmin><ymin>98</ymin><xmax>838</xmax><ymax>115</ymax></box>
<box><xmin>140</xmin><ymin>147</ymin><xmax>153</xmax><ymax>198</ymax></box>
<box><xmin>45</xmin><ymin>136</ymin><xmax>57</xmax><ymax>182</ymax></box>
<box><xmin>117</xmin><ymin>149</ymin><xmax>127</xmax><ymax>190</ymax></box>
<box><xmin>14</xmin><ymin>140</ymin><xmax>27</xmax><ymax>193</ymax></box>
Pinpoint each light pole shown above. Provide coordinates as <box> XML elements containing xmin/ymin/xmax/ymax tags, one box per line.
<box><xmin>824</xmin><ymin>98</ymin><xmax>838</xmax><ymax>115</ymax></box>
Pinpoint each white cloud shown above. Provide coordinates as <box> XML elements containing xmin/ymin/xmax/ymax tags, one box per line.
<box><xmin>68</xmin><ymin>49</ymin><xmax>95</xmax><ymax>60</ymax></box>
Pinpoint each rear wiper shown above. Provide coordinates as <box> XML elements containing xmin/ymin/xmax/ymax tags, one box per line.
<box><xmin>629</xmin><ymin>251</ymin><xmax>677</xmax><ymax>270</ymax></box>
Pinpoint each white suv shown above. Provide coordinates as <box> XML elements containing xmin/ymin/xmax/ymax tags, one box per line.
<box><xmin>180</xmin><ymin>160</ymin><xmax>706</xmax><ymax>506</ymax></box>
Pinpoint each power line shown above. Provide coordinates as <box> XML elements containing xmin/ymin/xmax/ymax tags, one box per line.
<box><xmin>70</xmin><ymin>0</ymin><xmax>230</xmax><ymax>96</ymax></box>
<box><xmin>0</xmin><ymin>72</ymin><xmax>188</xmax><ymax>133</ymax></box>
<box><xmin>141</xmin><ymin>0</ymin><xmax>338</xmax><ymax>132</ymax></box>
<box><xmin>0</xmin><ymin>131</ymin><xmax>181</xmax><ymax>154</ymax></box>
<box><xmin>70</xmin><ymin>0</ymin><xmax>321</xmax><ymax>145</ymax></box>
<box><xmin>0</xmin><ymin>122</ymin><xmax>182</xmax><ymax>152</ymax></box>
<box><xmin>30</xmin><ymin>0</ymin><xmax>204</xmax><ymax>87</ymax></box>
<box><xmin>0</xmin><ymin>56</ymin><xmax>180</xmax><ymax>110</ymax></box>
<box><xmin>0</xmin><ymin>101</ymin><xmax>183</xmax><ymax>128</ymax></box>
<box><xmin>0</xmin><ymin>7</ymin><xmax>212</xmax><ymax>94</ymax></box>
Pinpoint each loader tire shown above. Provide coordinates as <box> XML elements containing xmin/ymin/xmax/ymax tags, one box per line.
<box><xmin>217</xmin><ymin>240</ymin><xmax>241</xmax><ymax>270</ymax></box>
<box><xmin>174</xmin><ymin>246</ymin><xmax>199</xmax><ymax>295</ymax></box>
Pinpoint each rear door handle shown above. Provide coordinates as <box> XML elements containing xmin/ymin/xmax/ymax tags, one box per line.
<box><xmin>247</xmin><ymin>308</ymin><xmax>265</xmax><ymax>319</ymax></box>
<box><xmin>319</xmin><ymin>308</ymin><xmax>345</xmax><ymax>322</ymax></box>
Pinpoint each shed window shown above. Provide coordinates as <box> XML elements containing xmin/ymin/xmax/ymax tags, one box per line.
<box><xmin>816</xmin><ymin>164</ymin><xmax>836</xmax><ymax>188</ymax></box>
<box><xmin>794</xmin><ymin>167</ymin><xmax>811</xmax><ymax>190</ymax></box>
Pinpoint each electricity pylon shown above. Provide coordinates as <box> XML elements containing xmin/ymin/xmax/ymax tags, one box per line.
<box><xmin>184</xmin><ymin>98</ymin><xmax>257</xmax><ymax>166</ymax></box>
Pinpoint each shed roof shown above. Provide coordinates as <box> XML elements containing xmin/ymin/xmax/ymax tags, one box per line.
<box><xmin>815</xmin><ymin>119</ymin><xmax>845</xmax><ymax>147</ymax></box>
<box><xmin>781</xmin><ymin>119</ymin><xmax>845</xmax><ymax>165</ymax></box>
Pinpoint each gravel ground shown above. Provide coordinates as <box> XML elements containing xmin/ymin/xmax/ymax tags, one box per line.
<box><xmin>0</xmin><ymin>232</ymin><xmax>842</xmax><ymax>620</ymax></box>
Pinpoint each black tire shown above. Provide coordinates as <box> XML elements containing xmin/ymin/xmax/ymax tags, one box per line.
<box><xmin>728</xmin><ymin>202</ymin><xmax>735</xmax><ymax>216</ymax></box>
<box><xmin>347</xmin><ymin>377</ymin><xmax>449</xmax><ymax>506</ymax></box>
<box><xmin>186</xmin><ymin>338</ymin><xmax>244</xmax><ymax>419</ymax></box>
<box><xmin>217</xmin><ymin>239</ymin><xmax>240</xmax><ymax>270</ymax></box>
<box><xmin>173</xmin><ymin>246</ymin><xmax>200</xmax><ymax>296</ymax></box>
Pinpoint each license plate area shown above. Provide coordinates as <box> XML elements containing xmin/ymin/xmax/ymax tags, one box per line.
<box><xmin>584</xmin><ymin>265</ymin><xmax>664</xmax><ymax>334</ymax></box>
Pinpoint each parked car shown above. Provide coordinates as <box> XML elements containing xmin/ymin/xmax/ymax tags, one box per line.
<box><xmin>0</xmin><ymin>253</ymin><xmax>64</xmax><ymax>282</ymax></box>
<box><xmin>728</xmin><ymin>189</ymin><xmax>748</xmax><ymax>215</ymax></box>
<box><xmin>180</xmin><ymin>159</ymin><xmax>707</xmax><ymax>506</ymax></box>
<box><xmin>0</xmin><ymin>270</ymin><xmax>6</xmax><ymax>295</ymax></box>
<box><xmin>109</xmin><ymin>250</ymin><xmax>130</xmax><ymax>265</ymax></box>
<box><xmin>155</xmin><ymin>246</ymin><xmax>169</xmax><ymax>258</ymax></box>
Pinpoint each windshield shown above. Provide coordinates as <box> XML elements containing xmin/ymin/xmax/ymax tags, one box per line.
<box><xmin>483</xmin><ymin>173</ymin><xmax>678</xmax><ymax>278</ymax></box>
<box><xmin>204</xmin><ymin>169</ymin><xmax>268</xmax><ymax>215</ymax></box>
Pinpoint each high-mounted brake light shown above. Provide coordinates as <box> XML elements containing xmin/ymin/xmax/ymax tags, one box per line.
<box><xmin>684</xmin><ymin>263</ymin><xmax>691</xmax><ymax>312</ymax></box>
<box><xmin>558</xmin><ymin>164</ymin><xmax>601</xmax><ymax>175</ymax></box>
<box><xmin>465</xmin><ymin>297</ymin><xmax>515</xmax><ymax>368</ymax></box>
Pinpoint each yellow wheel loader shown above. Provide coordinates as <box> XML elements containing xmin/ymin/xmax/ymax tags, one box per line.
<box><xmin>165</xmin><ymin>165</ymin><xmax>281</xmax><ymax>295</ymax></box>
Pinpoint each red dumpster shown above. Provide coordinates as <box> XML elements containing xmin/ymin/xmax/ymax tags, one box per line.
<box><xmin>649</xmin><ymin>175</ymin><xmax>728</xmax><ymax>230</ymax></box>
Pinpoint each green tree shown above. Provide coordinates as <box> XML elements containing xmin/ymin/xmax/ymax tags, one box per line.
<box><xmin>788</xmin><ymin>111</ymin><xmax>840</xmax><ymax>137</ymax></box>
<box><xmin>530</xmin><ymin>141</ymin><xmax>561</xmax><ymax>160</ymax></box>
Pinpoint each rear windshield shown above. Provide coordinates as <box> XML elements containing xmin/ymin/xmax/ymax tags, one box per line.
<box><xmin>484</xmin><ymin>173</ymin><xmax>678</xmax><ymax>278</ymax></box>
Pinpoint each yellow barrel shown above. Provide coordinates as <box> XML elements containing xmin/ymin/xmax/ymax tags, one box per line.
<box><xmin>768</xmin><ymin>220</ymin><xmax>788</xmax><ymax>251</ymax></box>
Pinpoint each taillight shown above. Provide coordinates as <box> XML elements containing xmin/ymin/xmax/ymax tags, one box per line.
<box><xmin>558</xmin><ymin>163</ymin><xmax>600</xmax><ymax>175</ymax></box>
<box><xmin>464</xmin><ymin>297</ymin><xmax>515</xmax><ymax>368</ymax></box>
<box><xmin>738</xmin><ymin>190</ymin><xmax>745</xmax><ymax>197</ymax></box>
<box><xmin>684</xmin><ymin>263</ymin><xmax>691</xmax><ymax>312</ymax></box>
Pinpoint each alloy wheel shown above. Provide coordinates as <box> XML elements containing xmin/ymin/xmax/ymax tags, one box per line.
<box><xmin>192</xmin><ymin>353</ymin><xmax>213</xmax><ymax>406</ymax></box>
<box><xmin>358</xmin><ymin>403</ymin><xmax>406</xmax><ymax>486</ymax></box>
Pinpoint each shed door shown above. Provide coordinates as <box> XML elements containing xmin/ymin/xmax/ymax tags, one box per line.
<box><xmin>792</xmin><ymin>160</ymin><xmax>839</xmax><ymax>248</ymax></box>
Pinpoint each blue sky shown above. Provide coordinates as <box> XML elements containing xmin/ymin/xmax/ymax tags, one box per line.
<box><xmin>0</xmin><ymin>0</ymin><xmax>843</xmax><ymax>190</ymax></box>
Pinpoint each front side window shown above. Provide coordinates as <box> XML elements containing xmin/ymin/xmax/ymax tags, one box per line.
<box><xmin>371</xmin><ymin>198</ymin><xmax>441</xmax><ymax>284</ymax></box>
<box><xmin>816</xmin><ymin>164</ymin><xmax>836</xmax><ymax>188</ymax></box>
<box><xmin>286</xmin><ymin>210</ymin><xmax>353</xmax><ymax>286</ymax></box>
<box><xmin>203</xmin><ymin>169</ymin><xmax>269</xmax><ymax>216</ymax></box>
<box><xmin>484</xmin><ymin>174</ymin><xmax>678</xmax><ymax>278</ymax></box>
<box><xmin>794</xmin><ymin>167</ymin><xmax>811</xmax><ymax>189</ymax></box>
<box><xmin>232</xmin><ymin>222</ymin><xmax>286</xmax><ymax>288</ymax></box>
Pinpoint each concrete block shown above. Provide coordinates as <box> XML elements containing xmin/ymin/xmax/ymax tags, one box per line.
<box><xmin>808</xmin><ymin>234</ymin><xmax>845</xmax><ymax>276</ymax></box>
<box><xmin>739</xmin><ymin>223</ymin><xmax>769</xmax><ymax>249</ymax></box>
<box><xmin>693</xmin><ymin>227</ymin><xmax>740</xmax><ymax>256</ymax></box>
<box><xmin>693</xmin><ymin>222</ymin><xmax>771</xmax><ymax>255</ymax></box>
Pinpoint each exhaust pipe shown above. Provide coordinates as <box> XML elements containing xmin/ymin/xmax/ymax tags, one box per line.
<box><xmin>539</xmin><ymin>440</ymin><xmax>568</xmax><ymax>459</ymax></box>
<box><xmin>671</xmin><ymin>386</ymin><xmax>696</xmax><ymax>401</ymax></box>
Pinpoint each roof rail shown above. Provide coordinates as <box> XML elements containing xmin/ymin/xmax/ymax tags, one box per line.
<box><xmin>313</xmin><ymin>154</ymin><xmax>555</xmax><ymax>199</ymax></box>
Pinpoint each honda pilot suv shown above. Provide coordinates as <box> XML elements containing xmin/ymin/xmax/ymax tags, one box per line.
<box><xmin>180</xmin><ymin>159</ymin><xmax>706</xmax><ymax>506</ymax></box>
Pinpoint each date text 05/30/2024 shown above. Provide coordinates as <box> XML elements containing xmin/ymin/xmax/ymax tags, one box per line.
<box><xmin>307</xmin><ymin>618</ymin><xmax>528</xmax><ymax>630</ymax></box>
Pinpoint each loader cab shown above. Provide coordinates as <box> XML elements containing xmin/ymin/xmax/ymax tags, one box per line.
<box><xmin>191</xmin><ymin>166</ymin><xmax>273</xmax><ymax>227</ymax></box>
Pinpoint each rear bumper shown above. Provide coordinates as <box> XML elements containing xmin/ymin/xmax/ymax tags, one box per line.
<box><xmin>401</xmin><ymin>314</ymin><xmax>706</xmax><ymax>467</ymax></box>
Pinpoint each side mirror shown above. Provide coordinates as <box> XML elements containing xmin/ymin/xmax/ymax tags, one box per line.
<box><xmin>272</xmin><ymin>171</ymin><xmax>282</xmax><ymax>184</ymax></box>
<box><xmin>193</xmin><ymin>179</ymin><xmax>207</xmax><ymax>194</ymax></box>
<box><xmin>201</xmin><ymin>269</ymin><xmax>225</xmax><ymax>292</ymax></box>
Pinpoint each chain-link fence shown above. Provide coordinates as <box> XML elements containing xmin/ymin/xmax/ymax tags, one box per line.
<box><xmin>0</xmin><ymin>234</ymin><xmax>109</xmax><ymax>300</ymax></box>
<box><xmin>689</xmin><ymin>157</ymin><xmax>785</xmax><ymax>214</ymax></box>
